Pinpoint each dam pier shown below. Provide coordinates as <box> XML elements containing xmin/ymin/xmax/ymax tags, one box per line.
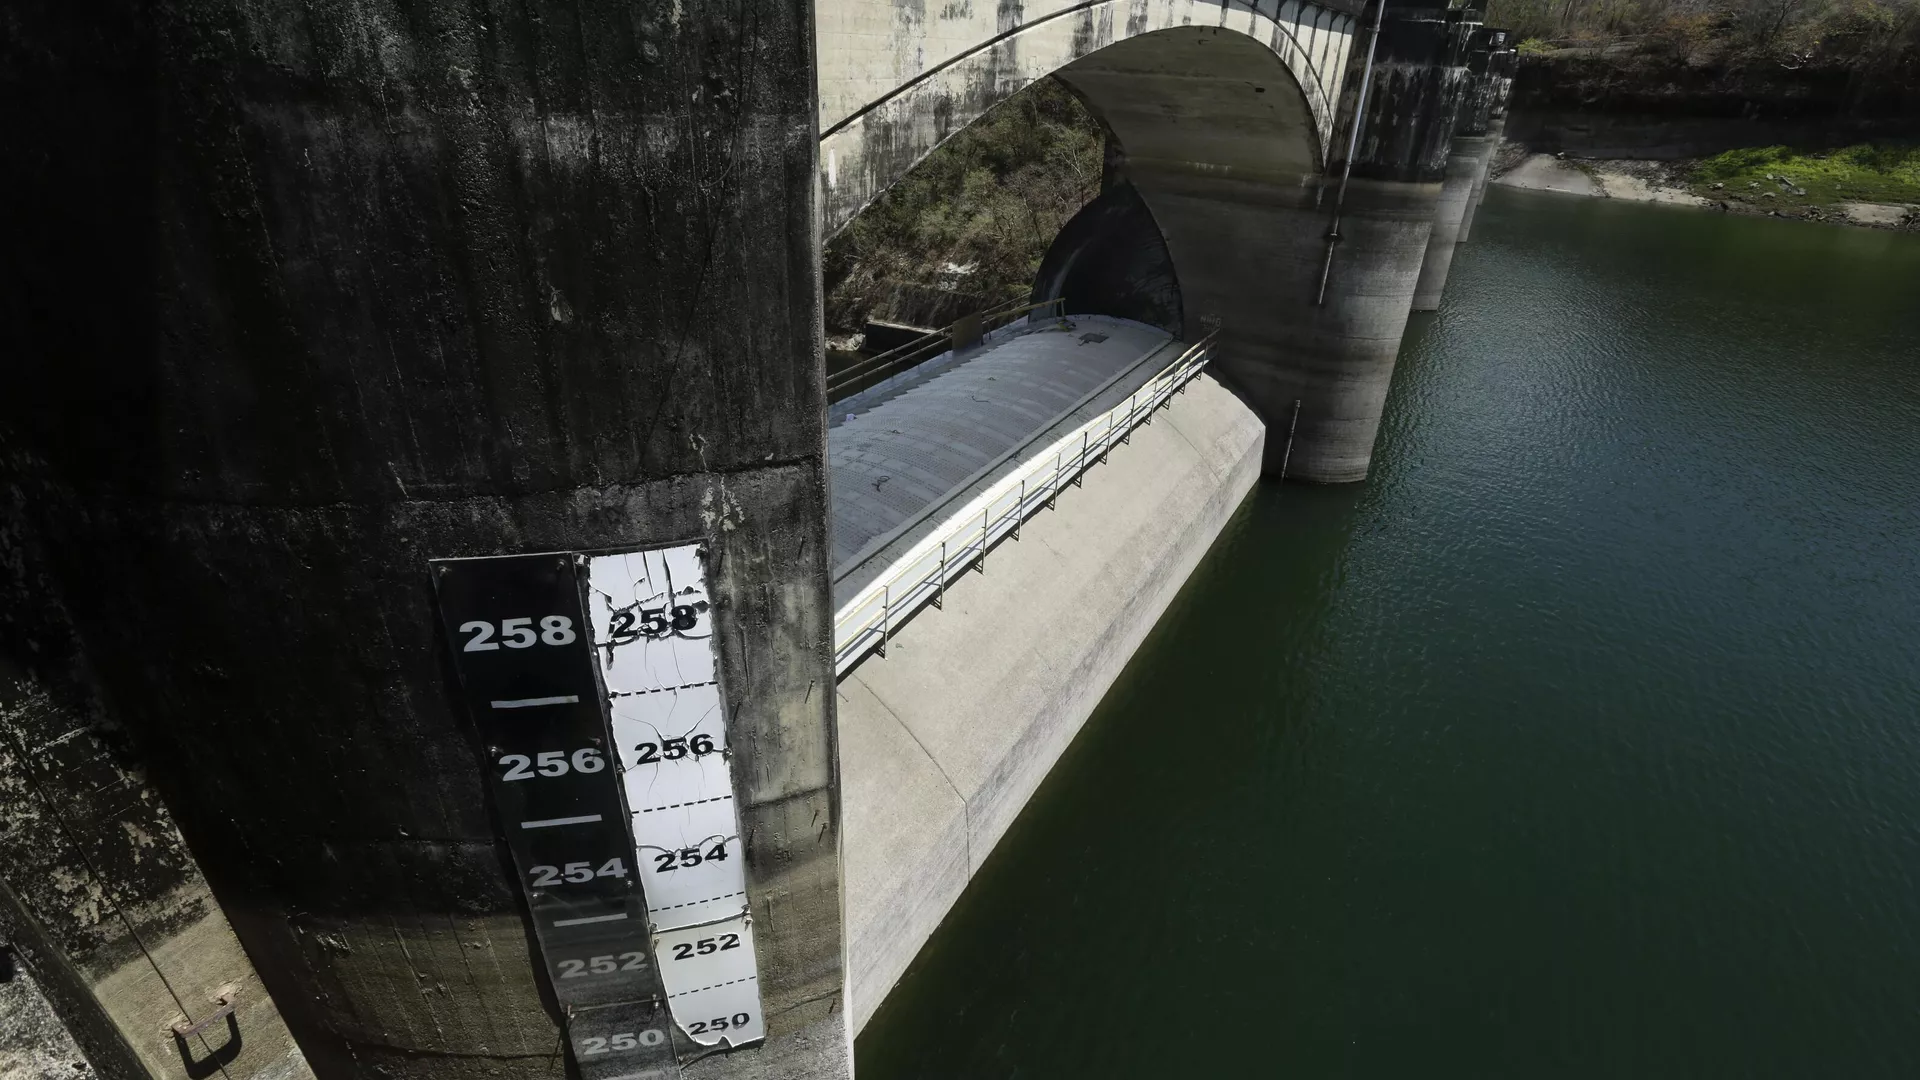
<box><xmin>5</xmin><ymin>3</ymin><xmax>1515</xmax><ymax>1079</ymax></box>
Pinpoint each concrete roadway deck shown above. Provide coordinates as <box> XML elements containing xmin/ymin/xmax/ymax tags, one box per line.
<box><xmin>833</xmin><ymin>356</ymin><xmax>1267</xmax><ymax>1033</ymax></box>
<box><xmin>829</xmin><ymin>315</ymin><xmax>1182</xmax><ymax>601</ymax></box>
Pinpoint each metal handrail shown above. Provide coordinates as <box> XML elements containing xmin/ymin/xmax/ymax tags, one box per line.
<box><xmin>831</xmin><ymin>332</ymin><xmax>1217</xmax><ymax>676</ymax></box>
<box><xmin>827</xmin><ymin>297</ymin><xmax>1066</xmax><ymax>401</ymax></box>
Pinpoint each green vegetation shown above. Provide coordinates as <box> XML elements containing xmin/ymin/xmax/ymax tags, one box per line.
<box><xmin>823</xmin><ymin>78</ymin><xmax>1103</xmax><ymax>335</ymax></box>
<box><xmin>1488</xmin><ymin>0</ymin><xmax>1920</xmax><ymax>68</ymax></box>
<box><xmin>1690</xmin><ymin>141</ymin><xmax>1920</xmax><ymax>204</ymax></box>
<box><xmin>1516</xmin><ymin>36</ymin><xmax>1557</xmax><ymax>54</ymax></box>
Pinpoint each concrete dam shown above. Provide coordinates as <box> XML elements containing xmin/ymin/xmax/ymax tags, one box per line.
<box><xmin>3</xmin><ymin>3</ymin><xmax>1513</xmax><ymax>1079</ymax></box>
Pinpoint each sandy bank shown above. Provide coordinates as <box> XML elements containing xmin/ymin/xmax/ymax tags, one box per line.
<box><xmin>1495</xmin><ymin>153</ymin><xmax>1711</xmax><ymax>207</ymax></box>
<box><xmin>1492</xmin><ymin>151</ymin><xmax>1916</xmax><ymax>228</ymax></box>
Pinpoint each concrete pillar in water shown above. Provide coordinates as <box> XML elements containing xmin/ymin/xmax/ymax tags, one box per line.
<box><xmin>5</xmin><ymin>2</ymin><xmax>844</xmax><ymax>1079</ymax></box>
<box><xmin>1413</xmin><ymin>26</ymin><xmax>1506</xmax><ymax>311</ymax></box>
<box><xmin>1459</xmin><ymin>32</ymin><xmax>1518</xmax><ymax>243</ymax></box>
<box><xmin>1411</xmin><ymin>136</ymin><xmax>1488</xmax><ymax>311</ymax></box>
<box><xmin>1057</xmin><ymin>1</ymin><xmax>1480</xmax><ymax>482</ymax></box>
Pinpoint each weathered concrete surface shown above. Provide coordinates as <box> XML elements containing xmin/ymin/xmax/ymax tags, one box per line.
<box><xmin>1456</xmin><ymin>116</ymin><xmax>1503</xmax><ymax>242</ymax></box>
<box><xmin>1043</xmin><ymin>3</ymin><xmax>1477</xmax><ymax>483</ymax></box>
<box><xmin>0</xmin><ymin>952</ymin><xmax>91</xmax><ymax>1080</ymax></box>
<box><xmin>1143</xmin><ymin>172</ymin><xmax>1440</xmax><ymax>483</ymax></box>
<box><xmin>837</xmin><ymin>372</ymin><xmax>1264</xmax><ymax>1032</ymax></box>
<box><xmin>6</xmin><ymin>2</ymin><xmax>844</xmax><ymax>1078</ymax></box>
<box><xmin>1411</xmin><ymin>134</ymin><xmax>1490</xmax><ymax>310</ymax></box>
<box><xmin>1</xmin><ymin>874</ymin><xmax>145</xmax><ymax>1080</ymax></box>
<box><xmin>1</xmin><ymin>542</ymin><xmax>311</xmax><ymax>1080</ymax></box>
<box><xmin>1033</xmin><ymin>182</ymin><xmax>1185</xmax><ymax>336</ymax></box>
<box><xmin>818</xmin><ymin>1</ymin><xmax>1360</xmax><ymax>233</ymax></box>
<box><xmin>1460</xmin><ymin>39</ymin><xmax>1518</xmax><ymax>242</ymax></box>
<box><xmin>1417</xmin><ymin>24</ymin><xmax>1506</xmax><ymax>292</ymax></box>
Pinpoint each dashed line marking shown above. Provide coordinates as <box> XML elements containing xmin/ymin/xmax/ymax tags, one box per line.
<box><xmin>636</xmin><ymin>795</ymin><xmax>733</xmax><ymax>814</ymax></box>
<box><xmin>649</xmin><ymin>892</ymin><xmax>745</xmax><ymax>914</ymax></box>
<box><xmin>608</xmin><ymin>680</ymin><xmax>719</xmax><ymax>698</ymax></box>
<box><xmin>669</xmin><ymin>975</ymin><xmax>759</xmax><ymax>999</ymax></box>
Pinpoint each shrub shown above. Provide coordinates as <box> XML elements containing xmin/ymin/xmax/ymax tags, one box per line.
<box><xmin>823</xmin><ymin>78</ymin><xmax>1103</xmax><ymax>334</ymax></box>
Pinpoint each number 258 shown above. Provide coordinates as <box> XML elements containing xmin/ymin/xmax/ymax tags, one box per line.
<box><xmin>461</xmin><ymin>616</ymin><xmax>575</xmax><ymax>651</ymax></box>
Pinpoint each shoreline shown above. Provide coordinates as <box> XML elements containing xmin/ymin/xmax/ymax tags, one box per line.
<box><xmin>1490</xmin><ymin>149</ymin><xmax>1918</xmax><ymax>231</ymax></box>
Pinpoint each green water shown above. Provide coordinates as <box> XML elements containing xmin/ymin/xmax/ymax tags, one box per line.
<box><xmin>855</xmin><ymin>191</ymin><xmax>1920</xmax><ymax>1077</ymax></box>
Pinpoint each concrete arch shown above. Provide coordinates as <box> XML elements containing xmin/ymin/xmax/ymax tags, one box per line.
<box><xmin>818</xmin><ymin>0</ymin><xmax>1360</xmax><ymax>234</ymax></box>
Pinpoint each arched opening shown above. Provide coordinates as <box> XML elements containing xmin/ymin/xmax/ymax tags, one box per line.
<box><xmin>825</xmin><ymin>24</ymin><xmax>1328</xmax><ymax>358</ymax></box>
<box><xmin>1035</xmin><ymin>26</ymin><xmax>1329</xmax><ymax>335</ymax></box>
<box><xmin>817</xmin><ymin>1</ymin><xmax>1354</xmax><ymax>236</ymax></box>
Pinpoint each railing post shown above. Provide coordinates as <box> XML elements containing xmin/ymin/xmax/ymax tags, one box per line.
<box><xmin>1013</xmin><ymin>480</ymin><xmax>1025</xmax><ymax>540</ymax></box>
<box><xmin>879</xmin><ymin>585</ymin><xmax>890</xmax><ymax>658</ymax></box>
<box><xmin>1050</xmin><ymin>451</ymin><xmax>1062</xmax><ymax>509</ymax></box>
<box><xmin>934</xmin><ymin>542</ymin><xmax>947</xmax><ymax>609</ymax></box>
<box><xmin>975</xmin><ymin>506</ymin><xmax>989</xmax><ymax>573</ymax></box>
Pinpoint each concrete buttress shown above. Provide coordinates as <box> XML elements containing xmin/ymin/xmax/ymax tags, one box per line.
<box><xmin>1459</xmin><ymin>33</ymin><xmax>1518</xmax><ymax>243</ymax></box>
<box><xmin>1057</xmin><ymin>3</ymin><xmax>1480</xmax><ymax>483</ymax></box>
<box><xmin>4</xmin><ymin>1</ymin><xmax>847</xmax><ymax>1078</ymax></box>
<box><xmin>1414</xmin><ymin>26</ymin><xmax>1505</xmax><ymax>311</ymax></box>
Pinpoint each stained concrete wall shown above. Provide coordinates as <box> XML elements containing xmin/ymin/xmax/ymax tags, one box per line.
<box><xmin>1082</xmin><ymin>1</ymin><xmax>1482</xmax><ymax>483</ymax></box>
<box><xmin>1</xmin><ymin>955</ymin><xmax>91</xmax><ymax>1080</ymax></box>
<box><xmin>1032</xmin><ymin>182</ymin><xmax>1185</xmax><ymax>336</ymax></box>
<box><xmin>5</xmin><ymin>1</ymin><xmax>843</xmax><ymax>1078</ymax></box>
<box><xmin>1042</xmin><ymin>6</ymin><xmax>1477</xmax><ymax>484</ymax></box>
<box><xmin>2</xmin><ymin>462</ymin><xmax>311</xmax><ymax>1080</ymax></box>
<box><xmin>1411</xmin><ymin>135</ymin><xmax>1488</xmax><ymax>310</ymax></box>
<box><xmin>1459</xmin><ymin>40</ymin><xmax>1516</xmax><ymax>243</ymax></box>
<box><xmin>818</xmin><ymin>0</ymin><xmax>1360</xmax><ymax>233</ymax></box>
<box><xmin>1</xmin><ymin>674</ymin><xmax>313</xmax><ymax>1080</ymax></box>
<box><xmin>1412</xmin><ymin>25</ymin><xmax>1505</xmax><ymax>310</ymax></box>
<box><xmin>835</xmin><ymin>372</ymin><xmax>1264</xmax><ymax>1031</ymax></box>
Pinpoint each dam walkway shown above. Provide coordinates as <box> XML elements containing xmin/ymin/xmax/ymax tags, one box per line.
<box><xmin>828</xmin><ymin>316</ymin><xmax>1204</xmax><ymax>675</ymax></box>
<box><xmin>824</xmin><ymin>315</ymin><xmax>1267</xmax><ymax>1031</ymax></box>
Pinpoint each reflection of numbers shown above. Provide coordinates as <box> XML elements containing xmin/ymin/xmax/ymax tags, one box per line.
<box><xmin>606</xmin><ymin>603</ymin><xmax>705</xmax><ymax>644</ymax></box>
<box><xmin>651</xmin><ymin>843</ymin><xmax>729</xmax><ymax>873</ymax></box>
<box><xmin>632</xmin><ymin>734</ymin><xmax>718</xmax><ymax>764</ymax></box>
<box><xmin>556</xmin><ymin>952</ymin><xmax>649</xmax><ymax>979</ymax></box>
<box><xmin>669</xmin><ymin>933</ymin><xmax>740</xmax><ymax>960</ymax></box>
<box><xmin>528</xmin><ymin>859</ymin><xmax>628</xmax><ymax>887</ymax></box>
<box><xmin>499</xmin><ymin>748</ymin><xmax>605</xmax><ymax>781</ymax></box>
<box><xmin>580</xmin><ymin>1030</ymin><xmax>666</xmax><ymax>1054</ymax></box>
<box><xmin>460</xmin><ymin>616</ymin><xmax>576</xmax><ymax>651</ymax></box>
<box><xmin>687</xmin><ymin>1013</ymin><xmax>752</xmax><ymax>1036</ymax></box>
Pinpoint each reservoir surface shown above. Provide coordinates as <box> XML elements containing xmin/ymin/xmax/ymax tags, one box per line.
<box><xmin>856</xmin><ymin>190</ymin><xmax>1920</xmax><ymax>1077</ymax></box>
